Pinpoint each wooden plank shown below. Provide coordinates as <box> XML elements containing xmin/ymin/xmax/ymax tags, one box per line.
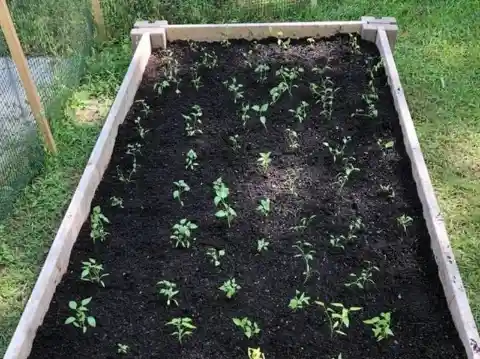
<box><xmin>91</xmin><ymin>0</ymin><xmax>106</xmax><ymax>41</ymax></box>
<box><xmin>3</xmin><ymin>34</ymin><xmax>152</xmax><ymax>359</ymax></box>
<box><xmin>376</xmin><ymin>28</ymin><xmax>480</xmax><ymax>359</ymax></box>
<box><xmin>0</xmin><ymin>0</ymin><xmax>57</xmax><ymax>153</ymax></box>
<box><xmin>165</xmin><ymin>21</ymin><xmax>363</xmax><ymax>42</ymax></box>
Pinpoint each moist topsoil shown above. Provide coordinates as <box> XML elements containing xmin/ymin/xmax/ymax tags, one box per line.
<box><xmin>30</xmin><ymin>35</ymin><xmax>466</xmax><ymax>359</ymax></box>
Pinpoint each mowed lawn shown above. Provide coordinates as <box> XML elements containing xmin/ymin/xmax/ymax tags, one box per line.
<box><xmin>1</xmin><ymin>0</ymin><xmax>479</xmax><ymax>354</ymax></box>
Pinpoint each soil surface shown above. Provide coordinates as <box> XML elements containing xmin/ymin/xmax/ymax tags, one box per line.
<box><xmin>30</xmin><ymin>35</ymin><xmax>466</xmax><ymax>359</ymax></box>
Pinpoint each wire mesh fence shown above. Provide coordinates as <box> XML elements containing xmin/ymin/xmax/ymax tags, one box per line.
<box><xmin>0</xmin><ymin>0</ymin><xmax>94</xmax><ymax>219</ymax></box>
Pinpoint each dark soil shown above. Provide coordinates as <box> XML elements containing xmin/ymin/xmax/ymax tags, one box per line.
<box><xmin>30</xmin><ymin>35</ymin><xmax>466</xmax><ymax>359</ymax></box>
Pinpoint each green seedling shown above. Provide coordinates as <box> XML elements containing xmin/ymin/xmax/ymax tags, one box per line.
<box><xmin>289</xmin><ymin>101</ymin><xmax>309</xmax><ymax>123</ymax></box>
<box><xmin>397</xmin><ymin>214</ymin><xmax>413</xmax><ymax>233</ymax></box>
<box><xmin>257</xmin><ymin>238</ymin><xmax>270</xmax><ymax>252</ymax></box>
<box><xmin>80</xmin><ymin>258</ymin><xmax>108</xmax><ymax>287</ymax></box>
<box><xmin>223</xmin><ymin>77</ymin><xmax>244</xmax><ymax>103</ymax></box>
<box><xmin>185</xmin><ymin>149</ymin><xmax>199</xmax><ymax>170</ymax></box>
<box><xmin>170</xmin><ymin>219</ymin><xmax>198</xmax><ymax>248</ymax></box>
<box><xmin>233</xmin><ymin>317</ymin><xmax>261</xmax><ymax>338</ymax></box>
<box><xmin>65</xmin><ymin>298</ymin><xmax>96</xmax><ymax>333</ymax></box>
<box><xmin>157</xmin><ymin>280</ymin><xmax>179</xmax><ymax>306</ymax></box>
<box><xmin>290</xmin><ymin>215</ymin><xmax>316</xmax><ymax>232</ymax></box>
<box><xmin>307</xmin><ymin>37</ymin><xmax>316</xmax><ymax>48</ymax></box>
<box><xmin>329</xmin><ymin>234</ymin><xmax>348</xmax><ymax>250</ymax></box>
<box><xmin>276</xmin><ymin>32</ymin><xmax>291</xmax><ymax>50</ymax></box>
<box><xmin>257</xmin><ymin>152</ymin><xmax>271</xmax><ymax>175</ymax></box>
<box><xmin>252</xmin><ymin>103</ymin><xmax>269</xmax><ymax>129</ymax></box>
<box><xmin>285</xmin><ymin>128</ymin><xmax>300</xmax><ymax>151</ymax></box>
<box><xmin>352</xmin><ymin>94</ymin><xmax>378</xmax><ymax>119</ymax></box>
<box><xmin>310</xmin><ymin>77</ymin><xmax>337</xmax><ymax>121</ymax></box>
<box><xmin>90</xmin><ymin>206</ymin><xmax>109</xmax><ymax>243</ymax></box>
<box><xmin>256</xmin><ymin>198</ymin><xmax>271</xmax><ymax>217</ymax></box>
<box><xmin>323</xmin><ymin>136</ymin><xmax>351</xmax><ymax>164</ymax></box>
<box><xmin>110</xmin><ymin>196</ymin><xmax>124</xmax><ymax>208</ymax></box>
<box><xmin>219</xmin><ymin>278</ymin><xmax>241</xmax><ymax>299</ymax></box>
<box><xmin>162</xmin><ymin>56</ymin><xmax>181</xmax><ymax>94</ymax></box>
<box><xmin>316</xmin><ymin>301</ymin><xmax>362</xmax><ymax>337</ymax></box>
<box><xmin>166</xmin><ymin>317</ymin><xmax>196</xmax><ymax>343</ymax></box>
<box><xmin>154</xmin><ymin>80</ymin><xmax>170</xmax><ymax>95</ymax></box>
<box><xmin>182</xmin><ymin>104</ymin><xmax>203</xmax><ymax>137</ymax></box>
<box><xmin>206</xmin><ymin>247</ymin><xmax>225</xmax><ymax>267</ymax></box>
<box><xmin>190</xmin><ymin>64</ymin><xmax>203</xmax><ymax>90</ymax></box>
<box><xmin>269</xmin><ymin>82</ymin><xmax>288</xmax><ymax>104</ymax></box>
<box><xmin>336</xmin><ymin>157</ymin><xmax>360</xmax><ymax>193</ymax></box>
<box><xmin>229</xmin><ymin>135</ymin><xmax>241</xmax><ymax>152</ymax></box>
<box><xmin>240</xmin><ymin>103</ymin><xmax>251</xmax><ymax>127</ymax></box>
<box><xmin>293</xmin><ymin>241</ymin><xmax>316</xmax><ymax>283</ymax></box>
<box><xmin>276</xmin><ymin>66</ymin><xmax>304</xmax><ymax>96</ymax></box>
<box><xmin>248</xmin><ymin>347</ymin><xmax>266</xmax><ymax>359</ymax></box>
<box><xmin>364</xmin><ymin>312</ymin><xmax>394</xmax><ymax>341</ymax></box>
<box><xmin>347</xmin><ymin>217</ymin><xmax>363</xmax><ymax>242</ymax></box>
<box><xmin>254</xmin><ymin>64</ymin><xmax>270</xmax><ymax>83</ymax></box>
<box><xmin>173</xmin><ymin>180</ymin><xmax>190</xmax><ymax>206</ymax></box>
<box><xmin>377</xmin><ymin>138</ymin><xmax>395</xmax><ymax>155</ymax></box>
<box><xmin>117</xmin><ymin>343</ymin><xmax>129</xmax><ymax>354</ymax></box>
<box><xmin>201</xmin><ymin>51</ymin><xmax>218</xmax><ymax>69</ymax></box>
<box><xmin>134</xmin><ymin>116</ymin><xmax>150</xmax><ymax>139</ymax></box>
<box><xmin>380</xmin><ymin>184</ymin><xmax>395</xmax><ymax>199</ymax></box>
<box><xmin>213</xmin><ymin>177</ymin><xmax>237</xmax><ymax>227</ymax></box>
<box><xmin>345</xmin><ymin>261</ymin><xmax>379</xmax><ymax>289</ymax></box>
<box><xmin>135</xmin><ymin>99</ymin><xmax>151</xmax><ymax>117</ymax></box>
<box><xmin>289</xmin><ymin>290</ymin><xmax>311</xmax><ymax>311</ymax></box>
<box><xmin>348</xmin><ymin>33</ymin><xmax>361</xmax><ymax>54</ymax></box>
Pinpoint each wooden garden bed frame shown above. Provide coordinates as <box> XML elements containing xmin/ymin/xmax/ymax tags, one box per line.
<box><xmin>5</xmin><ymin>17</ymin><xmax>480</xmax><ymax>359</ymax></box>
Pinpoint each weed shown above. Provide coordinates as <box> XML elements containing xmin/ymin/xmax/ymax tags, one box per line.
<box><xmin>257</xmin><ymin>152</ymin><xmax>272</xmax><ymax>175</ymax></box>
<box><xmin>223</xmin><ymin>77</ymin><xmax>244</xmax><ymax>103</ymax></box>
<box><xmin>117</xmin><ymin>343</ymin><xmax>129</xmax><ymax>354</ymax></box>
<box><xmin>157</xmin><ymin>280</ymin><xmax>179</xmax><ymax>306</ymax></box>
<box><xmin>345</xmin><ymin>261</ymin><xmax>379</xmax><ymax>289</ymax></box>
<box><xmin>110</xmin><ymin>196</ymin><xmax>124</xmax><ymax>208</ymax></box>
<box><xmin>185</xmin><ymin>149</ymin><xmax>199</xmax><ymax>170</ymax></box>
<box><xmin>166</xmin><ymin>317</ymin><xmax>196</xmax><ymax>343</ymax></box>
<box><xmin>323</xmin><ymin>136</ymin><xmax>351</xmax><ymax>163</ymax></box>
<box><xmin>276</xmin><ymin>66</ymin><xmax>304</xmax><ymax>96</ymax></box>
<box><xmin>257</xmin><ymin>238</ymin><xmax>270</xmax><ymax>252</ymax></box>
<box><xmin>397</xmin><ymin>214</ymin><xmax>413</xmax><ymax>233</ymax></box>
<box><xmin>170</xmin><ymin>219</ymin><xmax>198</xmax><ymax>248</ymax></box>
<box><xmin>90</xmin><ymin>206</ymin><xmax>109</xmax><ymax>243</ymax></box>
<box><xmin>252</xmin><ymin>103</ymin><xmax>269</xmax><ymax>129</ymax></box>
<box><xmin>213</xmin><ymin>177</ymin><xmax>237</xmax><ymax>227</ymax></box>
<box><xmin>289</xmin><ymin>101</ymin><xmax>309</xmax><ymax>123</ymax></box>
<box><xmin>292</xmin><ymin>241</ymin><xmax>315</xmax><ymax>283</ymax></box>
<box><xmin>80</xmin><ymin>258</ymin><xmax>108</xmax><ymax>287</ymax></box>
<box><xmin>255</xmin><ymin>64</ymin><xmax>270</xmax><ymax>83</ymax></box>
<box><xmin>316</xmin><ymin>301</ymin><xmax>362</xmax><ymax>337</ymax></box>
<box><xmin>256</xmin><ymin>198</ymin><xmax>271</xmax><ymax>217</ymax></box>
<box><xmin>219</xmin><ymin>278</ymin><xmax>241</xmax><ymax>299</ymax></box>
<box><xmin>173</xmin><ymin>180</ymin><xmax>191</xmax><ymax>206</ymax></box>
<box><xmin>364</xmin><ymin>312</ymin><xmax>394</xmax><ymax>341</ymax></box>
<box><xmin>233</xmin><ymin>317</ymin><xmax>261</xmax><ymax>338</ymax></box>
<box><xmin>289</xmin><ymin>290</ymin><xmax>310</xmax><ymax>310</ymax></box>
<box><xmin>285</xmin><ymin>128</ymin><xmax>300</xmax><ymax>151</ymax></box>
<box><xmin>65</xmin><ymin>298</ymin><xmax>96</xmax><ymax>333</ymax></box>
<box><xmin>206</xmin><ymin>248</ymin><xmax>225</xmax><ymax>267</ymax></box>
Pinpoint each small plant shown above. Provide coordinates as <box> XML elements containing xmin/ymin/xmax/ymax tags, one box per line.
<box><xmin>90</xmin><ymin>206</ymin><xmax>109</xmax><ymax>243</ymax></box>
<box><xmin>323</xmin><ymin>136</ymin><xmax>351</xmax><ymax>164</ymax></box>
<box><xmin>276</xmin><ymin>66</ymin><xmax>304</xmax><ymax>96</ymax></box>
<box><xmin>229</xmin><ymin>135</ymin><xmax>241</xmax><ymax>152</ymax></box>
<box><xmin>206</xmin><ymin>247</ymin><xmax>225</xmax><ymax>267</ymax></box>
<box><xmin>364</xmin><ymin>312</ymin><xmax>394</xmax><ymax>341</ymax></box>
<box><xmin>254</xmin><ymin>64</ymin><xmax>270</xmax><ymax>83</ymax></box>
<box><xmin>240</xmin><ymin>103</ymin><xmax>251</xmax><ymax>127</ymax></box>
<box><xmin>80</xmin><ymin>258</ymin><xmax>108</xmax><ymax>287</ymax></box>
<box><xmin>233</xmin><ymin>317</ymin><xmax>261</xmax><ymax>338</ymax></box>
<box><xmin>352</xmin><ymin>94</ymin><xmax>378</xmax><ymax>119</ymax></box>
<box><xmin>182</xmin><ymin>104</ymin><xmax>203</xmax><ymax>137</ymax></box>
<box><xmin>223</xmin><ymin>77</ymin><xmax>244</xmax><ymax>103</ymax></box>
<box><xmin>65</xmin><ymin>298</ymin><xmax>96</xmax><ymax>333</ymax></box>
<box><xmin>292</xmin><ymin>241</ymin><xmax>316</xmax><ymax>283</ymax></box>
<box><xmin>170</xmin><ymin>219</ymin><xmax>198</xmax><ymax>248</ymax></box>
<box><xmin>166</xmin><ymin>317</ymin><xmax>196</xmax><ymax>343</ymax></box>
<box><xmin>348</xmin><ymin>33</ymin><xmax>361</xmax><ymax>54</ymax></box>
<box><xmin>307</xmin><ymin>37</ymin><xmax>316</xmax><ymax>48</ymax></box>
<box><xmin>162</xmin><ymin>55</ymin><xmax>181</xmax><ymax>94</ymax></box>
<box><xmin>173</xmin><ymin>180</ymin><xmax>190</xmax><ymax>206</ymax></box>
<box><xmin>117</xmin><ymin>144</ymin><xmax>141</xmax><ymax>183</ymax></box>
<box><xmin>329</xmin><ymin>234</ymin><xmax>348</xmax><ymax>250</ymax></box>
<box><xmin>248</xmin><ymin>347</ymin><xmax>266</xmax><ymax>359</ymax></box>
<box><xmin>251</xmin><ymin>103</ymin><xmax>269</xmax><ymax>129</ymax></box>
<box><xmin>377</xmin><ymin>138</ymin><xmax>395</xmax><ymax>155</ymax></box>
<box><xmin>110</xmin><ymin>196</ymin><xmax>124</xmax><ymax>208</ymax></box>
<box><xmin>316</xmin><ymin>301</ymin><xmax>362</xmax><ymax>337</ymax></box>
<box><xmin>336</xmin><ymin>157</ymin><xmax>360</xmax><ymax>193</ymax></box>
<box><xmin>117</xmin><ymin>343</ymin><xmax>129</xmax><ymax>354</ymax></box>
<box><xmin>285</xmin><ymin>128</ymin><xmax>300</xmax><ymax>151</ymax></box>
<box><xmin>347</xmin><ymin>217</ymin><xmax>363</xmax><ymax>242</ymax></box>
<box><xmin>212</xmin><ymin>177</ymin><xmax>237</xmax><ymax>227</ymax></box>
<box><xmin>157</xmin><ymin>280</ymin><xmax>179</xmax><ymax>306</ymax></box>
<box><xmin>257</xmin><ymin>152</ymin><xmax>271</xmax><ymax>175</ymax></box>
<box><xmin>289</xmin><ymin>290</ymin><xmax>310</xmax><ymax>311</ymax></box>
<box><xmin>219</xmin><ymin>278</ymin><xmax>241</xmax><ymax>299</ymax></box>
<box><xmin>256</xmin><ymin>198</ymin><xmax>271</xmax><ymax>217</ymax></box>
<box><xmin>397</xmin><ymin>214</ymin><xmax>413</xmax><ymax>233</ymax></box>
<box><xmin>190</xmin><ymin>64</ymin><xmax>202</xmax><ymax>90</ymax></box>
<box><xmin>276</xmin><ymin>32</ymin><xmax>291</xmax><ymax>50</ymax></box>
<box><xmin>154</xmin><ymin>80</ymin><xmax>170</xmax><ymax>95</ymax></box>
<box><xmin>257</xmin><ymin>238</ymin><xmax>270</xmax><ymax>252</ymax></box>
<box><xmin>310</xmin><ymin>77</ymin><xmax>337</xmax><ymax>121</ymax></box>
<box><xmin>134</xmin><ymin>116</ymin><xmax>150</xmax><ymax>139</ymax></box>
<box><xmin>269</xmin><ymin>82</ymin><xmax>288</xmax><ymax>104</ymax></box>
<box><xmin>291</xmin><ymin>215</ymin><xmax>316</xmax><ymax>232</ymax></box>
<box><xmin>136</xmin><ymin>99</ymin><xmax>151</xmax><ymax>117</ymax></box>
<box><xmin>345</xmin><ymin>261</ymin><xmax>379</xmax><ymax>289</ymax></box>
<box><xmin>289</xmin><ymin>101</ymin><xmax>309</xmax><ymax>123</ymax></box>
<box><xmin>380</xmin><ymin>184</ymin><xmax>396</xmax><ymax>199</ymax></box>
<box><xmin>201</xmin><ymin>51</ymin><xmax>218</xmax><ymax>69</ymax></box>
<box><xmin>185</xmin><ymin>149</ymin><xmax>199</xmax><ymax>170</ymax></box>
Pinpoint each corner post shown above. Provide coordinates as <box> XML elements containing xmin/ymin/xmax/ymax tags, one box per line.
<box><xmin>131</xmin><ymin>20</ymin><xmax>168</xmax><ymax>51</ymax></box>
<box><xmin>360</xmin><ymin>16</ymin><xmax>398</xmax><ymax>50</ymax></box>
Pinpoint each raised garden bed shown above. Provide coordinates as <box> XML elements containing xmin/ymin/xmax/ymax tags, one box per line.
<box><xmin>5</xmin><ymin>18</ymin><xmax>480</xmax><ymax>359</ymax></box>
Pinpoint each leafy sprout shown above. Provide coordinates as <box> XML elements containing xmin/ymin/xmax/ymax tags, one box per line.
<box><xmin>223</xmin><ymin>77</ymin><xmax>244</xmax><ymax>103</ymax></box>
<box><xmin>364</xmin><ymin>312</ymin><xmax>394</xmax><ymax>341</ymax></box>
<box><xmin>380</xmin><ymin>184</ymin><xmax>396</xmax><ymax>199</ymax></box>
<box><xmin>170</xmin><ymin>219</ymin><xmax>198</xmax><ymax>248</ymax></box>
<box><xmin>292</xmin><ymin>240</ymin><xmax>316</xmax><ymax>283</ymax></box>
<box><xmin>185</xmin><ymin>149</ymin><xmax>199</xmax><ymax>170</ymax></box>
<box><xmin>257</xmin><ymin>238</ymin><xmax>270</xmax><ymax>253</ymax></box>
<box><xmin>257</xmin><ymin>152</ymin><xmax>272</xmax><ymax>175</ymax></box>
<box><xmin>256</xmin><ymin>198</ymin><xmax>271</xmax><ymax>217</ymax></box>
<box><xmin>206</xmin><ymin>248</ymin><xmax>225</xmax><ymax>267</ymax></box>
<box><xmin>80</xmin><ymin>258</ymin><xmax>108</xmax><ymax>287</ymax></box>
<box><xmin>157</xmin><ymin>280</ymin><xmax>179</xmax><ymax>306</ymax></box>
<box><xmin>182</xmin><ymin>104</ymin><xmax>203</xmax><ymax>137</ymax></box>
<box><xmin>110</xmin><ymin>196</ymin><xmax>124</xmax><ymax>208</ymax></box>
<box><xmin>315</xmin><ymin>301</ymin><xmax>362</xmax><ymax>337</ymax></box>
<box><xmin>240</xmin><ymin>103</ymin><xmax>251</xmax><ymax>127</ymax></box>
<box><xmin>336</xmin><ymin>157</ymin><xmax>360</xmax><ymax>193</ymax></box>
<box><xmin>251</xmin><ymin>103</ymin><xmax>269</xmax><ymax>129</ymax></box>
<box><xmin>248</xmin><ymin>347</ymin><xmax>266</xmax><ymax>359</ymax></box>
<box><xmin>269</xmin><ymin>82</ymin><xmax>288</xmax><ymax>104</ymax></box>
<box><xmin>397</xmin><ymin>214</ymin><xmax>413</xmax><ymax>233</ymax></box>
<box><xmin>310</xmin><ymin>77</ymin><xmax>338</xmax><ymax>121</ymax></box>
<box><xmin>173</xmin><ymin>180</ymin><xmax>190</xmax><ymax>206</ymax></box>
<box><xmin>213</xmin><ymin>177</ymin><xmax>237</xmax><ymax>227</ymax></box>
<box><xmin>285</xmin><ymin>128</ymin><xmax>300</xmax><ymax>151</ymax></box>
<box><xmin>290</xmin><ymin>215</ymin><xmax>316</xmax><ymax>232</ymax></box>
<box><xmin>117</xmin><ymin>343</ymin><xmax>129</xmax><ymax>354</ymax></box>
<box><xmin>233</xmin><ymin>317</ymin><xmax>261</xmax><ymax>338</ymax></box>
<box><xmin>289</xmin><ymin>290</ymin><xmax>311</xmax><ymax>311</ymax></box>
<box><xmin>254</xmin><ymin>64</ymin><xmax>270</xmax><ymax>83</ymax></box>
<box><xmin>190</xmin><ymin>64</ymin><xmax>202</xmax><ymax>90</ymax></box>
<box><xmin>323</xmin><ymin>136</ymin><xmax>351</xmax><ymax>164</ymax></box>
<box><xmin>166</xmin><ymin>317</ymin><xmax>196</xmax><ymax>343</ymax></box>
<box><xmin>345</xmin><ymin>261</ymin><xmax>379</xmax><ymax>289</ymax></box>
<box><xmin>90</xmin><ymin>206</ymin><xmax>109</xmax><ymax>243</ymax></box>
<box><xmin>65</xmin><ymin>298</ymin><xmax>96</xmax><ymax>333</ymax></box>
<box><xmin>275</xmin><ymin>66</ymin><xmax>304</xmax><ymax>96</ymax></box>
<box><xmin>219</xmin><ymin>278</ymin><xmax>241</xmax><ymax>299</ymax></box>
<box><xmin>229</xmin><ymin>135</ymin><xmax>241</xmax><ymax>152</ymax></box>
<box><xmin>289</xmin><ymin>101</ymin><xmax>309</xmax><ymax>123</ymax></box>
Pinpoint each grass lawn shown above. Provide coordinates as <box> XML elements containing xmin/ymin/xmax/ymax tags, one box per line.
<box><xmin>1</xmin><ymin>0</ymin><xmax>479</xmax><ymax>354</ymax></box>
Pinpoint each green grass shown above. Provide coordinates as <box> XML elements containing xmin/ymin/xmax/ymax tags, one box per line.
<box><xmin>1</xmin><ymin>0</ymin><xmax>479</xmax><ymax>354</ymax></box>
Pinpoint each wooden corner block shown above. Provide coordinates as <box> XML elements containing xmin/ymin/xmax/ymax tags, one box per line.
<box><xmin>360</xmin><ymin>16</ymin><xmax>398</xmax><ymax>50</ymax></box>
<box><xmin>134</xmin><ymin>20</ymin><xmax>168</xmax><ymax>28</ymax></box>
<box><xmin>131</xmin><ymin>28</ymin><xmax>166</xmax><ymax>50</ymax></box>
